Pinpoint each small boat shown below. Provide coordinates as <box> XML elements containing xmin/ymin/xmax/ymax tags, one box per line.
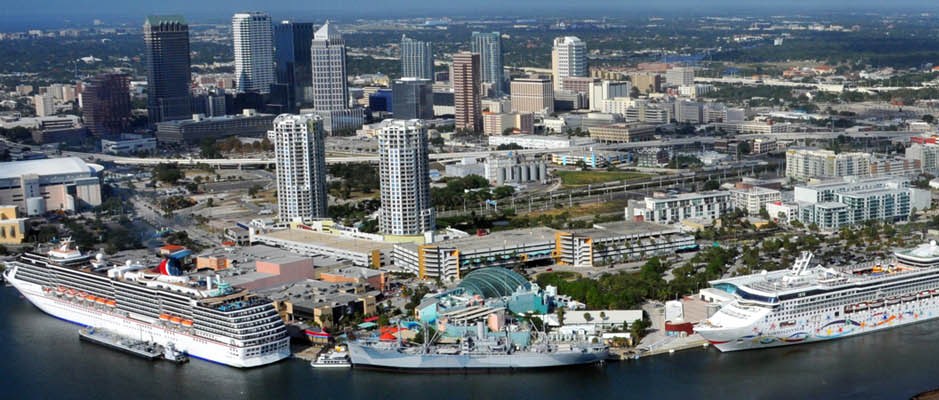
<box><xmin>95</xmin><ymin>297</ymin><xmax>107</xmax><ymax>305</ymax></box>
<box><xmin>169</xmin><ymin>316</ymin><xmax>182</xmax><ymax>325</ymax></box>
<box><xmin>106</xmin><ymin>300</ymin><xmax>117</xmax><ymax>307</ymax></box>
<box><xmin>181</xmin><ymin>320</ymin><xmax>193</xmax><ymax>327</ymax></box>
<box><xmin>311</xmin><ymin>347</ymin><xmax>351</xmax><ymax>369</ymax></box>
<box><xmin>159</xmin><ymin>314</ymin><xmax>171</xmax><ymax>321</ymax></box>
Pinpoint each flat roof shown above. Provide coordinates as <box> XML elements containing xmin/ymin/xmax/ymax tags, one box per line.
<box><xmin>575</xmin><ymin>221</ymin><xmax>682</xmax><ymax>238</ymax></box>
<box><xmin>260</xmin><ymin>229</ymin><xmax>394</xmax><ymax>253</ymax></box>
<box><xmin>419</xmin><ymin>227</ymin><xmax>560</xmax><ymax>252</ymax></box>
<box><xmin>0</xmin><ymin>157</ymin><xmax>96</xmax><ymax>179</ymax></box>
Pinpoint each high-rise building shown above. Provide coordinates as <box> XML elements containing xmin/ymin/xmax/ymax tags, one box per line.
<box><xmin>510</xmin><ymin>78</ymin><xmax>554</xmax><ymax>114</ymax></box>
<box><xmin>144</xmin><ymin>15</ymin><xmax>192</xmax><ymax>123</ymax></box>
<box><xmin>232</xmin><ymin>12</ymin><xmax>274</xmax><ymax>94</ymax></box>
<box><xmin>392</xmin><ymin>78</ymin><xmax>434</xmax><ymax>120</ymax></box>
<box><xmin>452</xmin><ymin>52</ymin><xmax>481</xmax><ymax>132</ymax></box>
<box><xmin>81</xmin><ymin>73</ymin><xmax>131</xmax><ymax>136</ymax></box>
<box><xmin>311</xmin><ymin>21</ymin><xmax>349</xmax><ymax>111</ymax></box>
<box><xmin>269</xmin><ymin>114</ymin><xmax>328</xmax><ymax>220</ymax></box>
<box><xmin>33</xmin><ymin>93</ymin><xmax>54</xmax><ymax>117</ymax></box>
<box><xmin>666</xmin><ymin>67</ymin><xmax>695</xmax><ymax>87</ymax></box>
<box><xmin>552</xmin><ymin>36</ymin><xmax>587</xmax><ymax>92</ymax></box>
<box><xmin>471</xmin><ymin>32</ymin><xmax>504</xmax><ymax>95</ymax></box>
<box><xmin>273</xmin><ymin>21</ymin><xmax>314</xmax><ymax>112</ymax></box>
<box><xmin>378</xmin><ymin>120</ymin><xmax>435</xmax><ymax>236</ymax></box>
<box><xmin>400</xmin><ymin>35</ymin><xmax>434</xmax><ymax>81</ymax></box>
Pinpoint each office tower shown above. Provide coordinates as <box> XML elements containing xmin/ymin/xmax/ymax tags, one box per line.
<box><xmin>471</xmin><ymin>32</ymin><xmax>504</xmax><ymax>95</ymax></box>
<box><xmin>232</xmin><ymin>12</ymin><xmax>274</xmax><ymax>94</ymax></box>
<box><xmin>392</xmin><ymin>78</ymin><xmax>434</xmax><ymax>120</ymax></box>
<box><xmin>81</xmin><ymin>73</ymin><xmax>131</xmax><ymax>136</ymax></box>
<box><xmin>378</xmin><ymin>120</ymin><xmax>435</xmax><ymax>236</ymax></box>
<box><xmin>273</xmin><ymin>21</ymin><xmax>314</xmax><ymax>112</ymax></box>
<box><xmin>666</xmin><ymin>66</ymin><xmax>695</xmax><ymax>86</ymax></box>
<box><xmin>400</xmin><ymin>35</ymin><xmax>434</xmax><ymax>80</ymax></box>
<box><xmin>144</xmin><ymin>15</ymin><xmax>192</xmax><ymax>123</ymax></box>
<box><xmin>33</xmin><ymin>94</ymin><xmax>54</xmax><ymax>117</ymax></box>
<box><xmin>552</xmin><ymin>36</ymin><xmax>587</xmax><ymax>91</ymax></box>
<box><xmin>269</xmin><ymin>114</ymin><xmax>328</xmax><ymax>220</ymax></box>
<box><xmin>310</xmin><ymin>21</ymin><xmax>349</xmax><ymax>111</ymax></box>
<box><xmin>452</xmin><ymin>52</ymin><xmax>481</xmax><ymax>132</ymax></box>
<box><xmin>510</xmin><ymin>78</ymin><xmax>554</xmax><ymax>114</ymax></box>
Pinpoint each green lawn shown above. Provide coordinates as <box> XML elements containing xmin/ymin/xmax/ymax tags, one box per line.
<box><xmin>556</xmin><ymin>170</ymin><xmax>653</xmax><ymax>187</ymax></box>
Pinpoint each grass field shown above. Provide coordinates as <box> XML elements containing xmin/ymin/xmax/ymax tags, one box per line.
<box><xmin>556</xmin><ymin>170</ymin><xmax>653</xmax><ymax>187</ymax></box>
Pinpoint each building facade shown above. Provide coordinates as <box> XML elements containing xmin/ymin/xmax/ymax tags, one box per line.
<box><xmin>785</xmin><ymin>148</ymin><xmax>872</xmax><ymax>181</ymax></box>
<box><xmin>378</xmin><ymin>120</ymin><xmax>435</xmax><ymax>236</ymax></box>
<box><xmin>232</xmin><ymin>12</ymin><xmax>274</xmax><ymax>94</ymax></box>
<box><xmin>269</xmin><ymin>114</ymin><xmax>328</xmax><ymax>220</ymax></box>
<box><xmin>471</xmin><ymin>32</ymin><xmax>504</xmax><ymax>95</ymax></box>
<box><xmin>552</xmin><ymin>36</ymin><xmax>587</xmax><ymax>92</ymax></box>
<box><xmin>310</xmin><ymin>21</ymin><xmax>349</xmax><ymax>111</ymax></box>
<box><xmin>665</xmin><ymin>67</ymin><xmax>695</xmax><ymax>86</ymax></box>
<box><xmin>81</xmin><ymin>73</ymin><xmax>131</xmax><ymax>136</ymax></box>
<box><xmin>155</xmin><ymin>110</ymin><xmax>276</xmax><ymax>143</ymax></box>
<box><xmin>401</xmin><ymin>35</ymin><xmax>434</xmax><ymax>81</ymax></box>
<box><xmin>729</xmin><ymin>187</ymin><xmax>782</xmax><ymax>215</ymax></box>
<box><xmin>0</xmin><ymin>157</ymin><xmax>102</xmax><ymax>216</ymax></box>
<box><xmin>392</xmin><ymin>78</ymin><xmax>434</xmax><ymax>120</ymax></box>
<box><xmin>452</xmin><ymin>52</ymin><xmax>482</xmax><ymax>132</ymax></box>
<box><xmin>510</xmin><ymin>78</ymin><xmax>554</xmax><ymax>114</ymax></box>
<box><xmin>794</xmin><ymin>177</ymin><xmax>930</xmax><ymax>230</ymax></box>
<box><xmin>630</xmin><ymin>191</ymin><xmax>733</xmax><ymax>224</ymax></box>
<box><xmin>144</xmin><ymin>15</ymin><xmax>192</xmax><ymax>123</ymax></box>
<box><xmin>588</xmin><ymin>123</ymin><xmax>656</xmax><ymax>143</ymax></box>
<box><xmin>272</xmin><ymin>21</ymin><xmax>314</xmax><ymax>112</ymax></box>
<box><xmin>482</xmin><ymin>112</ymin><xmax>534</xmax><ymax>135</ymax></box>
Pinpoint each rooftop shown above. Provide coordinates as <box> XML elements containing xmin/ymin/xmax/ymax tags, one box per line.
<box><xmin>408</xmin><ymin>227</ymin><xmax>560</xmax><ymax>253</ymax></box>
<box><xmin>0</xmin><ymin>157</ymin><xmax>99</xmax><ymax>179</ymax></box>
<box><xmin>259</xmin><ymin>228</ymin><xmax>394</xmax><ymax>253</ymax></box>
<box><xmin>573</xmin><ymin>221</ymin><xmax>682</xmax><ymax>239</ymax></box>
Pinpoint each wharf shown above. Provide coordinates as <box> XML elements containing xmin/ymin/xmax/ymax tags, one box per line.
<box><xmin>292</xmin><ymin>345</ymin><xmax>324</xmax><ymax>361</ymax></box>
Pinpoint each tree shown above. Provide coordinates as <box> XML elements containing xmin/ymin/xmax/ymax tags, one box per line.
<box><xmin>584</xmin><ymin>312</ymin><xmax>593</xmax><ymax>322</ymax></box>
<box><xmin>924</xmin><ymin>114</ymin><xmax>935</xmax><ymax>124</ymax></box>
<box><xmin>557</xmin><ymin>307</ymin><xmax>566</xmax><ymax>325</ymax></box>
<box><xmin>703</xmin><ymin>180</ymin><xmax>721</xmax><ymax>190</ymax></box>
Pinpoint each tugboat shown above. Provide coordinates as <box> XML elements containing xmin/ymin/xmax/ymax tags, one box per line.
<box><xmin>163</xmin><ymin>342</ymin><xmax>189</xmax><ymax>364</ymax></box>
<box><xmin>311</xmin><ymin>345</ymin><xmax>351</xmax><ymax>369</ymax></box>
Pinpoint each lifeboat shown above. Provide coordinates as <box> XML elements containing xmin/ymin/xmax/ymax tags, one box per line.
<box><xmin>95</xmin><ymin>297</ymin><xmax>107</xmax><ymax>305</ymax></box>
<box><xmin>85</xmin><ymin>295</ymin><xmax>96</xmax><ymax>302</ymax></box>
<box><xmin>169</xmin><ymin>316</ymin><xmax>182</xmax><ymax>325</ymax></box>
<box><xmin>106</xmin><ymin>300</ymin><xmax>117</xmax><ymax>307</ymax></box>
<box><xmin>181</xmin><ymin>320</ymin><xmax>194</xmax><ymax>327</ymax></box>
<box><xmin>159</xmin><ymin>314</ymin><xmax>171</xmax><ymax>321</ymax></box>
<box><xmin>56</xmin><ymin>286</ymin><xmax>65</xmax><ymax>293</ymax></box>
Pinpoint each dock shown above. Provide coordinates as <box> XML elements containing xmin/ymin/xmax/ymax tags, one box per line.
<box><xmin>292</xmin><ymin>345</ymin><xmax>324</xmax><ymax>361</ymax></box>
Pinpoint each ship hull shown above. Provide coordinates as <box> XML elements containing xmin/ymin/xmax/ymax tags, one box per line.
<box><xmin>347</xmin><ymin>343</ymin><xmax>609</xmax><ymax>370</ymax></box>
<box><xmin>5</xmin><ymin>268</ymin><xmax>290</xmax><ymax>368</ymax></box>
<box><xmin>698</xmin><ymin>297</ymin><xmax>939</xmax><ymax>352</ymax></box>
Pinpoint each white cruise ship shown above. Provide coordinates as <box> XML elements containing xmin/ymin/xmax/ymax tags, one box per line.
<box><xmin>696</xmin><ymin>241</ymin><xmax>939</xmax><ymax>351</ymax></box>
<box><xmin>3</xmin><ymin>240</ymin><xmax>290</xmax><ymax>367</ymax></box>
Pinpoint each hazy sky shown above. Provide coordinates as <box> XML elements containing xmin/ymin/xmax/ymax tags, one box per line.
<box><xmin>8</xmin><ymin>0</ymin><xmax>939</xmax><ymax>18</ymax></box>
<box><xmin>1</xmin><ymin>0</ymin><xmax>937</xmax><ymax>31</ymax></box>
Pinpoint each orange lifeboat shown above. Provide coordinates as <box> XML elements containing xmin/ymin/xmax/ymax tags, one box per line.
<box><xmin>181</xmin><ymin>320</ymin><xmax>194</xmax><ymax>327</ymax></box>
<box><xmin>56</xmin><ymin>286</ymin><xmax>65</xmax><ymax>293</ymax></box>
<box><xmin>95</xmin><ymin>297</ymin><xmax>107</xmax><ymax>305</ymax></box>
<box><xmin>169</xmin><ymin>316</ymin><xmax>182</xmax><ymax>325</ymax></box>
<box><xmin>85</xmin><ymin>295</ymin><xmax>96</xmax><ymax>302</ymax></box>
<box><xmin>159</xmin><ymin>314</ymin><xmax>171</xmax><ymax>321</ymax></box>
<box><xmin>106</xmin><ymin>300</ymin><xmax>117</xmax><ymax>307</ymax></box>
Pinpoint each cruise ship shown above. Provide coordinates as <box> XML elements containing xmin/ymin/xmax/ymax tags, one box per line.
<box><xmin>696</xmin><ymin>241</ymin><xmax>939</xmax><ymax>351</ymax></box>
<box><xmin>3</xmin><ymin>240</ymin><xmax>290</xmax><ymax>367</ymax></box>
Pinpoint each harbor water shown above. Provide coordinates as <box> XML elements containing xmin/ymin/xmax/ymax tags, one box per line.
<box><xmin>1</xmin><ymin>286</ymin><xmax>938</xmax><ymax>399</ymax></box>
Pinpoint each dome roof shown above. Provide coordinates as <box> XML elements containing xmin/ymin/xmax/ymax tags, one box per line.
<box><xmin>457</xmin><ymin>268</ymin><xmax>529</xmax><ymax>299</ymax></box>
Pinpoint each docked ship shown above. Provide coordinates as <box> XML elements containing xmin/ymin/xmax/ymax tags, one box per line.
<box><xmin>3</xmin><ymin>240</ymin><xmax>290</xmax><ymax>367</ymax></box>
<box><xmin>348</xmin><ymin>322</ymin><xmax>609</xmax><ymax>370</ymax></box>
<box><xmin>696</xmin><ymin>241</ymin><xmax>939</xmax><ymax>352</ymax></box>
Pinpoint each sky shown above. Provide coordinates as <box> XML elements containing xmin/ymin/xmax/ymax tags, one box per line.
<box><xmin>3</xmin><ymin>0</ymin><xmax>939</xmax><ymax>28</ymax></box>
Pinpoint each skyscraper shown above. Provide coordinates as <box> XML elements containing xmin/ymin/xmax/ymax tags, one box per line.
<box><xmin>273</xmin><ymin>21</ymin><xmax>314</xmax><ymax>112</ymax></box>
<box><xmin>392</xmin><ymin>78</ymin><xmax>434</xmax><ymax>120</ymax></box>
<box><xmin>471</xmin><ymin>32</ymin><xmax>504</xmax><ymax>95</ymax></box>
<box><xmin>310</xmin><ymin>21</ymin><xmax>349</xmax><ymax>111</ymax></box>
<box><xmin>452</xmin><ymin>52</ymin><xmax>481</xmax><ymax>132</ymax></box>
<box><xmin>400</xmin><ymin>35</ymin><xmax>434</xmax><ymax>80</ymax></box>
<box><xmin>232</xmin><ymin>12</ymin><xmax>274</xmax><ymax>94</ymax></box>
<box><xmin>269</xmin><ymin>114</ymin><xmax>328</xmax><ymax>220</ymax></box>
<box><xmin>378</xmin><ymin>120</ymin><xmax>435</xmax><ymax>236</ymax></box>
<box><xmin>552</xmin><ymin>36</ymin><xmax>587</xmax><ymax>91</ymax></box>
<box><xmin>82</xmin><ymin>73</ymin><xmax>131</xmax><ymax>136</ymax></box>
<box><xmin>144</xmin><ymin>15</ymin><xmax>191</xmax><ymax>124</ymax></box>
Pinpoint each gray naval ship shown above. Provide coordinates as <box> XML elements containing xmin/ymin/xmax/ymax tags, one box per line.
<box><xmin>347</xmin><ymin>322</ymin><xmax>609</xmax><ymax>370</ymax></box>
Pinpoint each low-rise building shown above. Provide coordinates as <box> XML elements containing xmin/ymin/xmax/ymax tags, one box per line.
<box><xmin>0</xmin><ymin>205</ymin><xmax>27</xmax><ymax>244</ymax></box>
<box><xmin>488</xmin><ymin>134</ymin><xmax>591</xmax><ymax>150</ymax></box>
<box><xmin>729</xmin><ymin>187</ymin><xmax>782</xmax><ymax>215</ymax></box>
<box><xmin>484</xmin><ymin>154</ymin><xmax>548</xmax><ymax>185</ymax></box>
<box><xmin>751</xmin><ymin>138</ymin><xmax>777</xmax><ymax>154</ymax></box>
<box><xmin>588</xmin><ymin>123</ymin><xmax>656</xmax><ymax>143</ymax></box>
<box><xmin>100</xmin><ymin>136</ymin><xmax>157</xmax><ymax>154</ymax></box>
<box><xmin>265</xmin><ymin>279</ymin><xmax>378</xmax><ymax>329</ymax></box>
<box><xmin>155</xmin><ymin>110</ymin><xmax>276</xmax><ymax>143</ymax></box>
<box><xmin>250</xmin><ymin>222</ymin><xmax>394</xmax><ymax>268</ymax></box>
<box><xmin>0</xmin><ymin>157</ymin><xmax>102</xmax><ymax>215</ymax></box>
<box><xmin>628</xmin><ymin>191</ymin><xmax>733</xmax><ymax>224</ymax></box>
<box><xmin>794</xmin><ymin>177</ymin><xmax>931</xmax><ymax>230</ymax></box>
<box><xmin>482</xmin><ymin>112</ymin><xmax>534</xmax><ymax>135</ymax></box>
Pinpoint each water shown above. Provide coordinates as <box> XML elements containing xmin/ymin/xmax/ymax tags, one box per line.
<box><xmin>1</xmin><ymin>285</ymin><xmax>937</xmax><ymax>400</ymax></box>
